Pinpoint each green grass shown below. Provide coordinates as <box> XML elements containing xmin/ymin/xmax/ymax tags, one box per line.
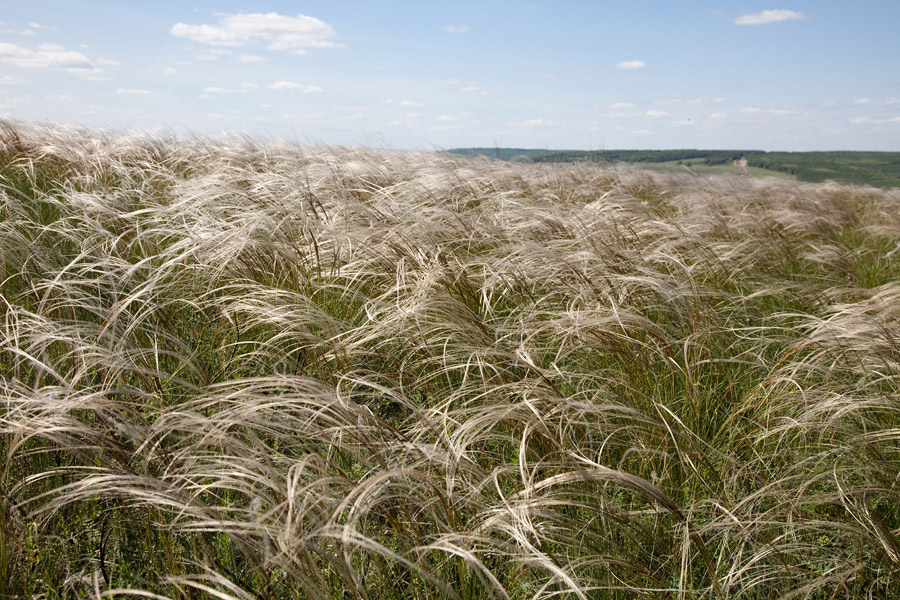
<box><xmin>636</xmin><ymin>159</ymin><xmax>797</xmax><ymax>180</ymax></box>
<box><xmin>3</xmin><ymin>119</ymin><xmax>900</xmax><ymax>599</ymax></box>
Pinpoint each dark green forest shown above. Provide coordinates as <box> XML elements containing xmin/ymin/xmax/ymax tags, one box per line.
<box><xmin>448</xmin><ymin>148</ymin><xmax>900</xmax><ymax>188</ymax></box>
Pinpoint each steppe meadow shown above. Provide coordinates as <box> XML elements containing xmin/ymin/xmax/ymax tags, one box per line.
<box><xmin>2</xmin><ymin>118</ymin><xmax>900</xmax><ymax>598</ymax></box>
<box><xmin>3</xmin><ymin>2</ymin><xmax>900</xmax><ymax>598</ymax></box>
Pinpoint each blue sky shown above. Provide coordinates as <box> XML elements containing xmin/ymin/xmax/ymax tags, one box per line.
<box><xmin>1</xmin><ymin>1</ymin><xmax>898</xmax><ymax>150</ymax></box>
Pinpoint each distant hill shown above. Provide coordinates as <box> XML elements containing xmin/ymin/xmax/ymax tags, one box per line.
<box><xmin>447</xmin><ymin>148</ymin><xmax>900</xmax><ymax>188</ymax></box>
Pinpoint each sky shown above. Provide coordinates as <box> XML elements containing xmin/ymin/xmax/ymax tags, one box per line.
<box><xmin>1</xmin><ymin>1</ymin><xmax>899</xmax><ymax>151</ymax></box>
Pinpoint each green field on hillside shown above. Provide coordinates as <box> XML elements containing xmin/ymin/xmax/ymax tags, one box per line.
<box><xmin>449</xmin><ymin>147</ymin><xmax>900</xmax><ymax>188</ymax></box>
<box><xmin>638</xmin><ymin>158</ymin><xmax>797</xmax><ymax>180</ymax></box>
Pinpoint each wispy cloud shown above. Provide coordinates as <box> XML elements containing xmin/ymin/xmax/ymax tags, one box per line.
<box><xmin>645</xmin><ymin>110</ymin><xmax>668</xmax><ymax>118</ymax></box>
<box><xmin>1</xmin><ymin>27</ymin><xmax>35</xmax><ymax>36</ymax></box>
<box><xmin>97</xmin><ymin>58</ymin><xmax>121</xmax><ymax>66</ymax></box>
<box><xmin>162</xmin><ymin>67</ymin><xmax>176</xmax><ymax>76</ymax></box>
<box><xmin>238</xmin><ymin>54</ymin><xmax>266</xmax><ymax>63</ymax></box>
<box><xmin>0</xmin><ymin>42</ymin><xmax>92</xmax><ymax>69</ymax></box>
<box><xmin>733</xmin><ymin>9</ymin><xmax>806</xmax><ymax>26</ymax></box>
<box><xmin>850</xmin><ymin>116</ymin><xmax>900</xmax><ymax>125</ymax></box>
<box><xmin>443</xmin><ymin>25</ymin><xmax>471</xmax><ymax>33</ymax></box>
<box><xmin>521</xmin><ymin>118</ymin><xmax>553</xmax><ymax>126</ymax></box>
<box><xmin>655</xmin><ymin>97</ymin><xmax>726</xmax><ymax>106</ymax></box>
<box><xmin>740</xmin><ymin>107</ymin><xmax>792</xmax><ymax>116</ymax></box>
<box><xmin>267</xmin><ymin>81</ymin><xmax>322</xmax><ymax>93</ymax></box>
<box><xmin>854</xmin><ymin>97</ymin><xmax>900</xmax><ymax>106</ymax></box>
<box><xmin>68</xmin><ymin>67</ymin><xmax>106</xmax><ymax>81</ymax></box>
<box><xmin>171</xmin><ymin>12</ymin><xmax>339</xmax><ymax>55</ymax></box>
<box><xmin>115</xmin><ymin>88</ymin><xmax>152</xmax><ymax>95</ymax></box>
<box><xmin>195</xmin><ymin>48</ymin><xmax>231</xmax><ymax>61</ymax></box>
<box><xmin>201</xmin><ymin>86</ymin><xmax>246</xmax><ymax>94</ymax></box>
<box><xmin>382</xmin><ymin>99</ymin><xmax>426</xmax><ymax>107</ymax></box>
<box><xmin>616</xmin><ymin>60</ymin><xmax>646</xmax><ymax>70</ymax></box>
<box><xmin>461</xmin><ymin>85</ymin><xmax>487</xmax><ymax>95</ymax></box>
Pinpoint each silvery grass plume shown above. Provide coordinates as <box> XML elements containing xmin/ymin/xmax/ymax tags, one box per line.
<box><xmin>2</xmin><ymin>118</ymin><xmax>900</xmax><ymax>599</ymax></box>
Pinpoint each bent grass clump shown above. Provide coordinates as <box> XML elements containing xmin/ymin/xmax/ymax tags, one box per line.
<box><xmin>2</xmin><ymin>118</ymin><xmax>900</xmax><ymax>598</ymax></box>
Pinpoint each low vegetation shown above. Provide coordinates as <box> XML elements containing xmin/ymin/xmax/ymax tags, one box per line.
<box><xmin>450</xmin><ymin>148</ymin><xmax>900</xmax><ymax>188</ymax></box>
<box><xmin>3</xmin><ymin>119</ymin><xmax>900</xmax><ymax>599</ymax></box>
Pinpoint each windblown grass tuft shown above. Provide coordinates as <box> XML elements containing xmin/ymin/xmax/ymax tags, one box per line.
<box><xmin>2</xmin><ymin>118</ymin><xmax>900</xmax><ymax>598</ymax></box>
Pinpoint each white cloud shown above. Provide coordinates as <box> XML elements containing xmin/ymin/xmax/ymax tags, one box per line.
<box><xmin>282</xmin><ymin>111</ymin><xmax>327</xmax><ymax>121</ymax></box>
<box><xmin>0</xmin><ymin>75</ymin><xmax>26</xmax><ymax>85</ymax></box>
<box><xmin>116</xmin><ymin>88</ymin><xmax>152</xmax><ymax>95</ymax></box>
<box><xmin>610</xmin><ymin>102</ymin><xmax>636</xmax><ymax>108</ymax></box>
<box><xmin>267</xmin><ymin>81</ymin><xmax>322</xmax><ymax>93</ymax></box>
<box><xmin>384</xmin><ymin>99</ymin><xmax>425</xmax><ymax>107</ymax></box>
<box><xmin>740</xmin><ymin>107</ymin><xmax>791</xmax><ymax>116</ymax></box>
<box><xmin>97</xmin><ymin>58</ymin><xmax>121</xmax><ymax>66</ymax></box>
<box><xmin>240</xmin><ymin>82</ymin><xmax>259</xmax><ymax>89</ymax></box>
<box><xmin>68</xmin><ymin>67</ymin><xmax>106</xmax><ymax>80</ymax></box>
<box><xmin>201</xmin><ymin>86</ymin><xmax>247</xmax><ymax>94</ymax></box>
<box><xmin>855</xmin><ymin>97</ymin><xmax>900</xmax><ymax>106</ymax></box>
<box><xmin>616</xmin><ymin>60</ymin><xmax>646</xmax><ymax>70</ymax></box>
<box><xmin>238</xmin><ymin>54</ymin><xmax>266</xmax><ymax>63</ymax></box>
<box><xmin>1</xmin><ymin>28</ymin><xmax>34</xmax><ymax>36</ymax></box>
<box><xmin>171</xmin><ymin>12</ymin><xmax>339</xmax><ymax>55</ymax></box>
<box><xmin>645</xmin><ymin>109</ymin><xmax>668</xmax><ymax>118</ymax></box>
<box><xmin>0</xmin><ymin>42</ymin><xmax>92</xmax><ymax>69</ymax></box>
<box><xmin>28</xmin><ymin>22</ymin><xmax>57</xmax><ymax>31</ymax></box>
<box><xmin>521</xmin><ymin>118</ymin><xmax>553</xmax><ymax>126</ymax></box>
<box><xmin>709</xmin><ymin>113</ymin><xmax>728</xmax><ymax>120</ymax></box>
<box><xmin>162</xmin><ymin>67</ymin><xmax>177</xmax><ymax>76</ymax></box>
<box><xmin>733</xmin><ymin>10</ymin><xmax>806</xmax><ymax>26</ymax></box>
<box><xmin>443</xmin><ymin>25</ymin><xmax>471</xmax><ymax>33</ymax></box>
<box><xmin>461</xmin><ymin>85</ymin><xmax>487</xmax><ymax>95</ymax></box>
<box><xmin>672</xmin><ymin>119</ymin><xmax>695</xmax><ymax>127</ymax></box>
<box><xmin>851</xmin><ymin>116</ymin><xmax>900</xmax><ymax>125</ymax></box>
<box><xmin>195</xmin><ymin>48</ymin><xmax>231</xmax><ymax>61</ymax></box>
<box><xmin>437</xmin><ymin>114</ymin><xmax>458</xmax><ymax>122</ymax></box>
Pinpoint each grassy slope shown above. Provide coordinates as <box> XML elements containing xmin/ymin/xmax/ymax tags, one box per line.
<box><xmin>637</xmin><ymin>159</ymin><xmax>797</xmax><ymax>180</ymax></box>
<box><xmin>3</xmin><ymin>119</ymin><xmax>900</xmax><ymax>599</ymax></box>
